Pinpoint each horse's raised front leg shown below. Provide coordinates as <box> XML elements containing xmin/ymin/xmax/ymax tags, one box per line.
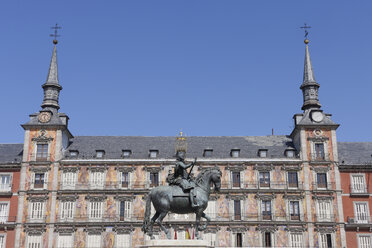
<box><xmin>156</xmin><ymin>211</ymin><xmax>171</xmax><ymax>239</ymax></box>
<box><xmin>148</xmin><ymin>212</ymin><xmax>160</xmax><ymax>239</ymax></box>
<box><xmin>199</xmin><ymin>212</ymin><xmax>210</xmax><ymax>231</ymax></box>
<box><xmin>195</xmin><ymin>212</ymin><xmax>202</xmax><ymax>240</ymax></box>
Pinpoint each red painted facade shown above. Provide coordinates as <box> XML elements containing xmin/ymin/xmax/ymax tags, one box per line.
<box><xmin>0</xmin><ymin>168</ymin><xmax>20</xmax><ymax>248</ymax></box>
<box><xmin>340</xmin><ymin>167</ymin><xmax>372</xmax><ymax>248</ymax></box>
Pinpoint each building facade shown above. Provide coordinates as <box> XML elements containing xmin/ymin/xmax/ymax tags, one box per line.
<box><xmin>0</xmin><ymin>37</ymin><xmax>371</xmax><ymax>248</ymax></box>
<box><xmin>338</xmin><ymin>143</ymin><xmax>372</xmax><ymax>248</ymax></box>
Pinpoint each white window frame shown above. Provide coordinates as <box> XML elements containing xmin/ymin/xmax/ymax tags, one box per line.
<box><xmin>261</xmin><ymin>231</ymin><xmax>276</xmax><ymax>247</ymax></box>
<box><xmin>89</xmin><ymin>170</ymin><xmax>105</xmax><ymax>189</ymax></box>
<box><xmin>258</xmin><ymin>171</ymin><xmax>271</xmax><ymax>189</ymax></box>
<box><xmin>289</xmin><ymin>232</ymin><xmax>303</xmax><ymax>247</ymax></box>
<box><xmin>0</xmin><ymin>234</ymin><xmax>6</xmax><ymax>248</ymax></box>
<box><xmin>286</xmin><ymin>200</ymin><xmax>303</xmax><ymax>221</ymax></box>
<box><xmin>232</xmin><ymin>232</ymin><xmax>244</xmax><ymax>247</ymax></box>
<box><xmin>29</xmin><ymin>201</ymin><xmax>45</xmax><ymax>222</ymax></box>
<box><xmin>313</xmin><ymin>171</ymin><xmax>330</xmax><ymax>190</ymax></box>
<box><xmin>259</xmin><ymin>199</ymin><xmax>274</xmax><ymax>221</ymax></box>
<box><xmin>357</xmin><ymin>234</ymin><xmax>372</xmax><ymax>248</ymax></box>
<box><xmin>61</xmin><ymin>171</ymin><xmax>77</xmax><ymax>190</ymax></box>
<box><xmin>33</xmin><ymin>142</ymin><xmax>51</xmax><ymax>161</ymax></box>
<box><xmin>118</xmin><ymin>171</ymin><xmax>133</xmax><ymax>189</ymax></box>
<box><xmin>57</xmin><ymin>233</ymin><xmax>74</xmax><ymax>248</ymax></box>
<box><xmin>0</xmin><ymin>174</ymin><xmax>12</xmax><ymax>192</ymax></box>
<box><xmin>0</xmin><ymin>202</ymin><xmax>9</xmax><ymax>223</ymax></box>
<box><xmin>117</xmin><ymin>200</ymin><xmax>132</xmax><ymax>221</ymax></box>
<box><xmin>205</xmin><ymin>200</ymin><xmax>216</xmax><ymax>219</ymax></box>
<box><xmin>87</xmin><ymin>233</ymin><xmax>102</xmax><ymax>248</ymax></box>
<box><xmin>231</xmin><ymin>171</ymin><xmax>243</xmax><ymax>189</ymax></box>
<box><xmin>318</xmin><ymin>233</ymin><xmax>335</xmax><ymax>248</ymax></box>
<box><xmin>27</xmin><ymin>233</ymin><xmax>42</xmax><ymax>248</ymax></box>
<box><xmin>88</xmin><ymin>201</ymin><xmax>104</xmax><ymax>221</ymax></box>
<box><xmin>316</xmin><ymin>200</ymin><xmax>333</xmax><ymax>222</ymax></box>
<box><xmin>116</xmin><ymin>233</ymin><xmax>131</xmax><ymax>248</ymax></box>
<box><xmin>310</xmin><ymin>141</ymin><xmax>329</xmax><ymax>160</ymax></box>
<box><xmin>350</xmin><ymin>174</ymin><xmax>367</xmax><ymax>193</ymax></box>
<box><xmin>59</xmin><ymin>201</ymin><xmax>75</xmax><ymax>222</ymax></box>
<box><xmin>353</xmin><ymin>201</ymin><xmax>370</xmax><ymax>224</ymax></box>
<box><xmin>231</xmin><ymin>199</ymin><xmax>244</xmax><ymax>221</ymax></box>
<box><xmin>203</xmin><ymin>232</ymin><xmax>216</xmax><ymax>247</ymax></box>
<box><xmin>31</xmin><ymin>171</ymin><xmax>48</xmax><ymax>190</ymax></box>
<box><xmin>286</xmin><ymin>171</ymin><xmax>299</xmax><ymax>189</ymax></box>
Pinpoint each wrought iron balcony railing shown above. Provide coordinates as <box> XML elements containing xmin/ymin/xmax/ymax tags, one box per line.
<box><xmin>312</xmin><ymin>182</ymin><xmax>335</xmax><ymax>191</ymax></box>
<box><xmin>310</xmin><ymin>153</ymin><xmax>330</xmax><ymax>162</ymax></box>
<box><xmin>313</xmin><ymin>214</ymin><xmax>336</xmax><ymax>223</ymax></box>
<box><xmin>350</xmin><ymin>185</ymin><xmax>370</xmax><ymax>195</ymax></box>
<box><xmin>347</xmin><ymin>216</ymin><xmax>372</xmax><ymax>225</ymax></box>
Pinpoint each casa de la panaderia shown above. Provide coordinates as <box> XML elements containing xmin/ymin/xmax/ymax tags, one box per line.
<box><xmin>0</xmin><ymin>32</ymin><xmax>371</xmax><ymax>248</ymax></box>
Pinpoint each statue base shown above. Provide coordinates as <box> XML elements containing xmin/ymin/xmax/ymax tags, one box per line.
<box><xmin>139</xmin><ymin>239</ymin><xmax>211</xmax><ymax>248</ymax></box>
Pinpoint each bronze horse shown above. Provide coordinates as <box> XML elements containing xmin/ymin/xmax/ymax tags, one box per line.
<box><xmin>142</xmin><ymin>168</ymin><xmax>221</xmax><ymax>239</ymax></box>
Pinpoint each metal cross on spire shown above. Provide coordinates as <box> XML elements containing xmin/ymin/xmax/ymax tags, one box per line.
<box><xmin>300</xmin><ymin>23</ymin><xmax>311</xmax><ymax>39</ymax></box>
<box><xmin>50</xmin><ymin>23</ymin><xmax>62</xmax><ymax>44</ymax></box>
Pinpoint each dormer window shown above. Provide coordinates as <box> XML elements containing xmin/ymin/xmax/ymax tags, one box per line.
<box><xmin>149</xmin><ymin>150</ymin><xmax>158</xmax><ymax>158</ymax></box>
<box><xmin>95</xmin><ymin>150</ymin><xmax>105</xmax><ymax>158</ymax></box>
<box><xmin>122</xmin><ymin>150</ymin><xmax>132</xmax><ymax>158</ymax></box>
<box><xmin>258</xmin><ymin>149</ymin><xmax>267</xmax><ymax>158</ymax></box>
<box><xmin>231</xmin><ymin>149</ymin><xmax>240</xmax><ymax>158</ymax></box>
<box><xmin>69</xmin><ymin>150</ymin><xmax>78</xmax><ymax>158</ymax></box>
<box><xmin>286</xmin><ymin>150</ymin><xmax>295</xmax><ymax>158</ymax></box>
<box><xmin>203</xmin><ymin>149</ymin><xmax>213</xmax><ymax>158</ymax></box>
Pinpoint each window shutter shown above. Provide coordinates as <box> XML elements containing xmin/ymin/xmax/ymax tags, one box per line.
<box><xmin>116</xmin><ymin>234</ymin><xmax>130</xmax><ymax>248</ymax></box>
<box><xmin>43</xmin><ymin>172</ymin><xmax>48</xmax><ymax>190</ymax></box>
<box><xmin>129</xmin><ymin>172</ymin><xmax>133</xmax><ymax>188</ymax></box>
<box><xmin>31</xmin><ymin>172</ymin><xmax>35</xmax><ymax>189</ymax></box>
<box><xmin>125</xmin><ymin>201</ymin><xmax>131</xmax><ymax>219</ymax></box>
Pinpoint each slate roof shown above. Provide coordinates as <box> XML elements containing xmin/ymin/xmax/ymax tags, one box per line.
<box><xmin>0</xmin><ymin>144</ymin><xmax>23</xmax><ymax>163</ymax></box>
<box><xmin>65</xmin><ymin>135</ymin><xmax>296</xmax><ymax>159</ymax></box>
<box><xmin>338</xmin><ymin>142</ymin><xmax>372</xmax><ymax>165</ymax></box>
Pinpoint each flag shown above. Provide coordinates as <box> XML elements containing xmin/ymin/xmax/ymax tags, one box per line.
<box><xmin>192</xmin><ymin>228</ymin><xmax>195</xmax><ymax>239</ymax></box>
<box><xmin>174</xmin><ymin>230</ymin><xmax>177</xmax><ymax>240</ymax></box>
<box><xmin>186</xmin><ymin>228</ymin><xmax>191</xmax><ymax>240</ymax></box>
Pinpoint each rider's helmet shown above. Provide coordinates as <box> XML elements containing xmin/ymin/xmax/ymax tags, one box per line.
<box><xmin>176</xmin><ymin>151</ymin><xmax>185</xmax><ymax>161</ymax></box>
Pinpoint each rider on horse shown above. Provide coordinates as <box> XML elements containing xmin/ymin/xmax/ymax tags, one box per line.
<box><xmin>167</xmin><ymin>153</ymin><xmax>199</xmax><ymax>208</ymax></box>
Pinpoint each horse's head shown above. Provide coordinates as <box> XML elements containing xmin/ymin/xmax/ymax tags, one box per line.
<box><xmin>209</xmin><ymin>168</ymin><xmax>222</xmax><ymax>192</ymax></box>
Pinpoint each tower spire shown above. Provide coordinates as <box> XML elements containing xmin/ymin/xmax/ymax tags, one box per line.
<box><xmin>299</xmin><ymin>34</ymin><xmax>321</xmax><ymax>111</ymax></box>
<box><xmin>41</xmin><ymin>24</ymin><xmax>62</xmax><ymax>111</ymax></box>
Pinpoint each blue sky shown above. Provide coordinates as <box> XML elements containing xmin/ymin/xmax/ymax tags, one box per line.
<box><xmin>0</xmin><ymin>0</ymin><xmax>371</xmax><ymax>143</ymax></box>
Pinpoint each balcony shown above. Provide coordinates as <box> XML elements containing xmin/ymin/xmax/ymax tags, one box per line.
<box><xmin>0</xmin><ymin>184</ymin><xmax>13</xmax><ymax>196</ymax></box>
<box><xmin>26</xmin><ymin>215</ymin><xmax>47</xmax><ymax>223</ymax></box>
<box><xmin>312</xmin><ymin>182</ymin><xmax>335</xmax><ymax>191</ymax></box>
<box><xmin>313</xmin><ymin>214</ymin><xmax>336</xmax><ymax>223</ymax></box>
<box><xmin>346</xmin><ymin>216</ymin><xmax>372</xmax><ymax>229</ymax></box>
<box><xmin>350</xmin><ymin>186</ymin><xmax>370</xmax><ymax>197</ymax></box>
<box><xmin>310</xmin><ymin>153</ymin><xmax>330</xmax><ymax>163</ymax></box>
<box><xmin>30</xmin><ymin>153</ymin><xmax>51</xmax><ymax>163</ymax></box>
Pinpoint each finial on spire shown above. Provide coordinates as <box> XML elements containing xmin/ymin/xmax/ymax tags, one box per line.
<box><xmin>50</xmin><ymin>23</ymin><xmax>61</xmax><ymax>45</ymax></box>
<box><xmin>300</xmin><ymin>23</ymin><xmax>311</xmax><ymax>44</ymax></box>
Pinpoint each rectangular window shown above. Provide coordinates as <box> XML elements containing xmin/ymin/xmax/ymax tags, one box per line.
<box><xmin>351</xmin><ymin>175</ymin><xmax>367</xmax><ymax>193</ymax></box>
<box><xmin>203</xmin><ymin>149</ymin><xmax>213</xmax><ymax>157</ymax></box>
<box><xmin>0</xmin><ymin>174</ymin><xmax>11</xmax><ymax>191</ymax></box>
<box><xmin>89</xmin><ymin>201</ymin><xmax>103</xmax><ymax>220</ymax></box>
<box><xmin>203</xmin><ymin>232</ymin><xmax>216</xmax><ymax>247</ymax></box>
<box><xmin>234</xmin><ymin>200</ymin><xmax>241</xmax><ymax>220</ymax></box>
<box><xmin>87</xmin><ymin>234</ymin><xmax>101</xmax><ymax>248</ymax></box>
<box><xmin>317</xmin><ymin>173</ymin><xmax>327</xmax><ymax>189</ymax></box>
<box><xmin>286</xmin><ymin>150</ymin><xmax>295</xmax><ymax>158</ymax></box>
<box><xmin>259</xmin><ymin>172</ymin><xmax>270</xmax><ymax>187</ymax></box>
<box><xmin>317</xmin><ymin>201</ymin><xmax>331</xmax><ymax>222</ymax></box>
<box><xmin>89</xmin><ymin>171</ymin><xmax>105</xmax><ymax>189</ymax></box>
<box><xmin>262</xmin><ymin>200</ymin><xmax>272</xmax><ymax>220</ymax></box>
<box><xmin>355</xmin><ymin>202</ymin><xmax>369</xmax><ymax>224</ymax></box>
<box><xmin>232</xmin><ymin>172</ymin><xmax>241</xmax><ymax>188</ymax></box>
<box><xmin>30</xmin><ymin>202</ymin><xmax>45</xmax><ymax>221</ymax></box>
<box><xmin>0</xmin><ymin>203</ymin><xmax>9</xmax><ymax>223</ymax></box>
<box><xmin>122</xmin><ymin>150</ymin><xmax>131</xmax><ymax>158</ymax></box>
<box><xmin>119</xmin><ymin>201</ymin><xmax>131</xmax><ymax>221</ymax></box>
<box><xmin>290</xmin><ymin>233</ymin><xmax>303</xmax><ymax>247</ymax></box>
<box><xmin>57</xmin><ymin>234</ymin><xmax>73</xmax><ymax>248</ymax></box>
<box><xmin>36</xmin><ymin>144</ymin><xmax>48</xmax><ymax>161</ymax></box>
<box><xmin>34</xmin><ymin>173</ymin><xmax>45</xmax><ymax>189</ymax></box>
<box><xmin>69</xmin><ymin>150</ymin><xmax>78</xmax><ymax>158</ymax></box>
<box><xmin>62</xmin><ymin>171</ymin><xmax>76</xmax><ymax>189</ymax></box>
<box><xmin>259</xmin><ymin>150</ymin><xmax>268</xmax><ymax>158</ymax></box>
<box><xmin>236</xmin><ymin>233</ymin><xmax>242</xmax><ymax>247</ymax></box>
<box><xmin>95</xmin><ymin>150</ymin><xmax>104</xmax><ymax>158</ymax></box>
<box><xmin>0</xmin><ymin>235</ymin><xmax>5</xmax><ymax>248</ymax></box>
<box><xmin>60</xmin><ymin>201</ymin><xmax>74</xmax><ymax>221</ymax></box>
<box><xmin>116</xmin><ymin>234</ymin><xmax>130</xmax><ymax>248</ymax></box>
<box><xmin>264</xmin><ymin>232</ymin><xmax>271</xmax><ymax>247</ymax></box>
<box><xmin>27</xmin><ymin>234</ymin><xmax>42</xmax><ymax>248</ymax></box>
<box><xmin>149</xmin><ymin>150</ymin><xmax>158</xmax><ymax>158</ymax></box>
<box><xmin>150</xmin><ymin>172</ymin><xmax>159</xmax><ymax>187</ymax></box>
<box><xmin>121</xmin><ymin>172</ymin><xmax>129</xmax><ymax>188</ymax></box>
<box><xmin>358</xmin><ymin>235</ymin><xmax>372</xmax><ymax>248</ymax></box>
<box><xmin>205</xmin><ymin>201</ymin><xmax>216</xmax><ymax>219</ymax></box>
<box><xmin>231</xmin><ymin>149</ymin><xmax>240</xmax><ymax>158</ymax></box>
<box><xmin>290</xmin><ymin>201</ymin><xmax>300</xmax><ymax>220</ymax></box>
<box><xmin>319</xmin><ymin>233</ymin><xmax>332</xmax><ymax>248</ymax></box>
<box><xmin>314</xmin><ymin>143</ymin><xmax>325</xmax><ymax>160</ymax></box>
<box><xmin>288</xmin><ymin>172</ymin><xmax>298</xmax><ymax>188</ymax></box>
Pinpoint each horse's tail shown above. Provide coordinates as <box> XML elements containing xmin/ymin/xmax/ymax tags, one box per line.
<box><xmin>142</xmin><ymin>192</ymin><xmax>152</xmax><ymax>234</ymax></box>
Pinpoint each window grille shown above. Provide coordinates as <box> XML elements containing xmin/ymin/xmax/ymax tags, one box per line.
<box><xmin>89</xmin><ymin>201</ymin><xmax>103</xmax><ymax>220</ymax></box>
<box><xmin>60</xmin><ymin>201</ymin><xmax>74</xmax><ymax>221</ymax></box>
<box><xmin>30</xmin><ymin>202</ymin><xmax>45</xmax><ymax>220</ymax></box>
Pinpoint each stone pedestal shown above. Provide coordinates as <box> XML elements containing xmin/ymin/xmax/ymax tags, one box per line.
<box><xmin>139</xmin><ymin>239</ymin><xmax>211</xmax><ymax>248</ymax></box>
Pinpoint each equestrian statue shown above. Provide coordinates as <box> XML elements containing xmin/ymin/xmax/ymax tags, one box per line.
<box><xmin>142</xmin><ymin>153</ymin><xmax>221</xmax><ymax>239</ymax></box>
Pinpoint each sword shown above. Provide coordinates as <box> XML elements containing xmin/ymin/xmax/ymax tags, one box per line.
<box><xmin>187</xmin><ymin>157</ymin><xmax>197</xmax><ymax>179</ymax></box>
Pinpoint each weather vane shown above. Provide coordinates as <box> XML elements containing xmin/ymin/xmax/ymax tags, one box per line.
<box><xmin>50</xmin><ymin>23</ymin><xmax>62</xmax><ymax>44</ymax></box>
<box><xmin>300</xmin><ymin>23</ymin><xmax>311</xmax><ymax>39</ymax></box>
